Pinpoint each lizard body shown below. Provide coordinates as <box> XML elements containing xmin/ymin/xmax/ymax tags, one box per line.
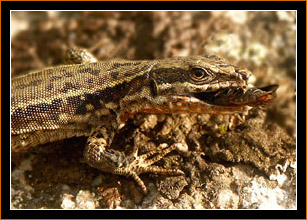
<box><xmin>11</xmin><ymin>49</ymin><xmax>277</xmax><ymax>194</ymax></box>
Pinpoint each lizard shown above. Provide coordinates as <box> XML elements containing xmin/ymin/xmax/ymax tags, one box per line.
<box><xmin>11</xmin><ymin>48</ymin><xmax>278</xmax><ymax>194</ymax></box>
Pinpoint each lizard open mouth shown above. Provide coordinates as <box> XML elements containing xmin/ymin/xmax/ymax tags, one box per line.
<box><xmin>193</xmin><ymin>84</ymin><xmax>278</xmax><ymax>107</ymax></box>
<box><xmin>158</xmin><ymin>84</ymin><xmax>279</xmax><ymax>115</ymax></box>
<box><xmin>140</xmin><ymin>85</ymin><xmax>278</xmax><ymax>116</ymax></box>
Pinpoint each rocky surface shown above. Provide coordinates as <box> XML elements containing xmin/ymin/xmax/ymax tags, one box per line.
<box><xmin>11</xmin><ymin>11</ymin><xmax>296</xmax><ymax>209</ymax></box>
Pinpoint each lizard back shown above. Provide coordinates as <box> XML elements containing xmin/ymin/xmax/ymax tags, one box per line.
<box><xmin>11</xmin><ymin>60</ymin><xmax>156</xmax><ymax>150</ymax></box>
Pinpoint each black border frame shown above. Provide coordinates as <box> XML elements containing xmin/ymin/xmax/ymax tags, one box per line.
<box><xmin>2</xmin><ymin>1</ymin><xmax>306</xmax><ymax>219</ymax></box>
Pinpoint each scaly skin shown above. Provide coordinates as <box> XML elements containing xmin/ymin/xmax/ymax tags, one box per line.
<box><xmin>11</xmin><ymin>48</ymin><xmax>277</xmax><ymax>194</ymax></box>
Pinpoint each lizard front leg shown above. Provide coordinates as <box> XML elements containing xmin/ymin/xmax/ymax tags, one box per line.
<box><xmin>84</xmin><ymin>125</ymin><xmax>184</xmax><ymax>194</ymax></box>
<box><xmin>65</xmin><ymin>46</ymin><xmax>185</xmax><ymax>194</ymax></box>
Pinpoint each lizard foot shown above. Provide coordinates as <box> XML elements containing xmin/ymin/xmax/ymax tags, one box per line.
<box><xmin>113</xmin><ymin>143</ymin><xmax>185</xmax><ymax>195</ymax></box>
<box><xmin>84</xmin><ymin>126</ymin><xmax>184</xmax><ymax>194</ymax></box>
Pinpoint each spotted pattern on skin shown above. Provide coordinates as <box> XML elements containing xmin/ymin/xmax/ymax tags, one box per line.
<box><xmin>12</xmin><ymin>55</ymin><xmax>262</xmax><ymax>151</ymax></box>
<box><xmin>110</xmin><ymin>71</ymin><xmax>120</xmax><ymax>80</ymax></box>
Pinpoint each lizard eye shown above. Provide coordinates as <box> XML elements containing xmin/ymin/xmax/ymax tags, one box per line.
<box><xmin>190</xmin><ymin>68</ymin><xmax>213</xmax><ymax>81</ymax></box>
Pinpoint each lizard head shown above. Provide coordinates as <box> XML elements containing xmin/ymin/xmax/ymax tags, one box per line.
<box><xmin>149</xmin><ymin>55</ymin><xmax>278</xmax><ymax>114</ymax></box>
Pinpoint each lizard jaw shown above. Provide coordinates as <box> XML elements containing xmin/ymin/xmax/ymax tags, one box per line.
<box><xmin>118</xmin><ymin>84</ymin><xmax>278</xmax><ymax>123</ymax></box>
<box><xmin>125</xmin><ymin>84</ymin><xmax>278</xmax><ymax>119</ymax></box>
<box><xmin>192</xmin><ymin>84</ymin><xmax>278</xmax><ymax>107</ymax></box>
<box><xmin>166</xmin><ymin>84</ymin><xmax>278</xmax><ymax>114</ymax></box>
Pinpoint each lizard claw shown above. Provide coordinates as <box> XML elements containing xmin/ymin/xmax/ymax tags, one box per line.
<box><xmin>113</xmin><ymin>143</ymin><xmax>185</xmax><ymax>194</ymax></box>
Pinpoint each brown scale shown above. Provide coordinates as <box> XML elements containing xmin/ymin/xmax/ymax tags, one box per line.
<box><xmin>11</xmin><ymin>48</ymin><xmax>278</xmax><ymax>194</ymax></box>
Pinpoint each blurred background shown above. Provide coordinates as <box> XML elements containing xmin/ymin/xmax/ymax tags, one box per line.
<box><xmin>11</xmin><ymin>11</ymin><xmax>296</xmax><ymax>209</ymax></box>
<box><xmin>11</xmin><ymin>11</ymin><xmax>296</xmax><ymax>136</ymax></box>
